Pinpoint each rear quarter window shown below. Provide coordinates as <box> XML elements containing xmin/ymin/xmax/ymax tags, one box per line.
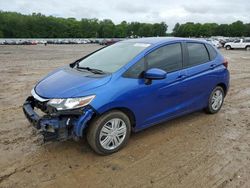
<box><xmin>186</xmin><ymin>43</ymin><xmax>210</xmax><ymax>67</ymax></box>
<box><xmin>205</xmin><ymin>44</ymin><xmax>217</xmax><ymax>60</ymax></box>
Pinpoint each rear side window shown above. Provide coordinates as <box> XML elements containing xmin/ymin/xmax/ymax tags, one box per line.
<box><xmin>187</xmin><ymin>43</ymin><xmax>210</xmax><ymax>67</ymax></box>
<box><xmin>205</xmin><ymin>44</ymin><xmax>217</xmax><ymax>60</ymax></box>
<box><xmin>146</xmin><ymin>43</ymin><xmax>182</xmax><ymax>73</ymax></box>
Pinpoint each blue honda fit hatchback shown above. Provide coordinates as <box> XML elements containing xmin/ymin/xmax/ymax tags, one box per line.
<box><xmin>23</xmin><ymin>37</ymin><xmax>230</xmax><ymax>155</ymax></box>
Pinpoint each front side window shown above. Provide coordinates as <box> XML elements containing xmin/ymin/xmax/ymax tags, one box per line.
<box><xmin>123</xmin><ymin>58</ymin><xmax>145</xmax><ymax>78</ymax></box>
<box><xmin>187</xmin><ymin>43</ymin><xmax>210</xmax><ymax>67</ymax></box>
<box><xmin>77</xmin><ymin>42</ymin><xmax>150</xmax><ymax>73</ymax></box>
<box><xmin>146</xmin><ymin>43</ymin><xmax>183</xmax><ymax>73</ymax></box>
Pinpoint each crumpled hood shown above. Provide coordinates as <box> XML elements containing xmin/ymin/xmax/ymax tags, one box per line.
<box><xmin>35</xmin><ymin>66</ymin><xmax>112</xmax><ymax>98</ymax></box>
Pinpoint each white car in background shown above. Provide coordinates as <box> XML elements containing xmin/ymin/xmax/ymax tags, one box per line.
<box><xmin>206</xmin><ymin>39</ymin><xmax>222</xmax><ymax>48</ymax></box>
<box><xmin>224</xmin><ymin>39</ymin><xmax>250</xmax><ymax>50</ymax></box>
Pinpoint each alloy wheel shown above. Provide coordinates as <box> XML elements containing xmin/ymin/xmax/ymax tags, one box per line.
<box><xmin>99</xmin><ymin>118</ymin><xmax>127</xmax><ymax>150</ymax></box>
<box><xmin>211</xmin><ymin>89</ymin><xmax>223</xmax><ymax>111</ymax></box>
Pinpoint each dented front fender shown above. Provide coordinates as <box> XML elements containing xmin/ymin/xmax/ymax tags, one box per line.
<box><xmin>73</xmin><ymin>108</ymin><xmax>95</xmax><ymax>137</ymax></box>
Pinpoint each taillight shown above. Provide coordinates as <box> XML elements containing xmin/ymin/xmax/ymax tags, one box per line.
<box><xmin>223</xmin><ymin>59</ymin><xmax>228</xmax><ymax>68</ymax></box>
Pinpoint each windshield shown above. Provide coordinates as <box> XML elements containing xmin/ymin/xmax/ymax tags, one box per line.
<box><xmin>77</xmin><ymin>42</ymin><xmax>150</xmax><ymax>73</ymax></box>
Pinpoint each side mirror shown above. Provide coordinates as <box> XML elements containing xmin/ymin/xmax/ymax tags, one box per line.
<box><xmin>144</xmin><ymin>68</ymin><xmax>166</xmax><ymax>84</ymax></box>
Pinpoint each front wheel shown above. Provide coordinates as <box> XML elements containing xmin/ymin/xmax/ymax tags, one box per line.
<box><xmin>87</xmin><ymin>110</ymin><xmax>131</xmax><ymax>155</ymax></box>
<box><xmin>246</xmin><ymin>46</ymin><xmax>250</xmax><ymax>51</ymax></box>
<box><xmin>205</xmin><ymin>86</ymin><xmax>225</xmax><ymax>114</ymax></box>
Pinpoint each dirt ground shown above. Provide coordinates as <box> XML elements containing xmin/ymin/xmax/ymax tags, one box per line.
<box><xmin>0</xmin><ymin>44</ymin><xmax>250</xmax><ymax>188</ymax></box>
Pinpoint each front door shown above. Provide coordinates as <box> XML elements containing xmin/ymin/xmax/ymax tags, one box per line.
<box><xmin>123</xmin><ymin>42</ymin><xmax>187</xmax><ymax>130</ymax></box>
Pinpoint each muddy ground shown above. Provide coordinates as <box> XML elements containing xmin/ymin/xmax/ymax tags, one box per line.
<box><xmin>0</xmin><ymin>44</ymin><xmax>250</xmax><ymax>188</ymax></box>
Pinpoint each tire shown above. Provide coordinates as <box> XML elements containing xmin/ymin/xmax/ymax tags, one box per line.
<box><xmin>246</xmin><ymin>46</ymin><xmax>250</xmax><ymax>51</ymax></box>
<box><xmin>225</xmin><ymin>45</ymin><xmax>231</xmax><ymax>50</ymax></box>
<box><xmin>205</xmin><ymin>86</ymin><xmax>225</xmax><ymax>114</ymax></box>
<box><xmin>87</xmin><ymin>110</ymin><xmax>131</xmax><ymax>155</ymax></box>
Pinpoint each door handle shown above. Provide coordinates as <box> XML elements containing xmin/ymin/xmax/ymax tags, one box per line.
<box><xmin>176</xmin><ymin>75</ymin><xmax>187</xmax><ymax>81</ymax></box>
<box><xmin>210</xmin><ymin>64</ymin><xmax>216</xmax><ymax>69</ymax></box>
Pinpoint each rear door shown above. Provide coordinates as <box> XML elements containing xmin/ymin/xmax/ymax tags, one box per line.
<box><xmin>180</xmin><ymin>42</ymin><xmax>219</xmax><ymax>111</ymax></box>
<box><xmin>243</xmin><ymin>39</ymin><xmax>250</xmax><ymax>48</ymax></box>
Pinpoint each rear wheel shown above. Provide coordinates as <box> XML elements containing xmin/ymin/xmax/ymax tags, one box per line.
<box><xmin>246</xmin><ymin>46</ymin><xmax>250</xmax><ymax>51</ymax></box>
<box><xmin>205</xmin><ymin>86</ymin><xmax>225</xmax><ymax>114</ymax></box>
<box><xmin>225</xmin><ymin>45</ymin><xmax>231</xmax><ymax>50</ymax></box>
<box><xmin>87</xmin><ymin>110</ymin><xmax>131</xmax><ymax>155</ymax></box>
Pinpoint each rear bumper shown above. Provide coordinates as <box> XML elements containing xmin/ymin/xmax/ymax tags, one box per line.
<box><xmin>23</xmin><ymin>96</ymin><xmax>94</xmax><ymax>142</ymax></box>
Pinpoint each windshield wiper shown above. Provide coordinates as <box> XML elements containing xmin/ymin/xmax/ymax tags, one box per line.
<box><xmin>75</xmin><ymin>62</ymin><xmax>106</xmax><ymax>74</ymax></box>
<box><xmin>78</xmin><ymin>67</ymin><xmax>106</xmax><ymax>74</ymax></box>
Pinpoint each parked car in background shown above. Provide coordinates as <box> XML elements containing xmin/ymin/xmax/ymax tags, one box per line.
<box><xmin>23</xmin><ymin>37</ymin><xmax>230</xmax><ymax>155</ymax></box>
<box><xmin>106</xmin><ymin>39</ymin><xmax>122</xmax><ymax>45</ymax></box>
<box><xmin>99</xmin><ymin>39</ymin><xmax>109</xmax><ymax>45</ymax></box>
<box><xmin>99</xmin><ymin>39</ymin><xmax>122</xmax><ymax>45</ymax></box>
<box><xmin>206</xmin><ymin>39</ymin><xmax>222</xmax><ymax>48</ymax></box>
<box><xmin>219</xmin><ymin>39</ymin><xmax>228</xmax><ymax>47</ymax></box>
<box><xmin>224</xmin><ymin>39</ymin><xmax>250</xmax><ymax>50</ymax></box>
<box><xmin>0</xmin><ymin>40</ymin><xmax>5</xmax><ymax>45</ymax></box>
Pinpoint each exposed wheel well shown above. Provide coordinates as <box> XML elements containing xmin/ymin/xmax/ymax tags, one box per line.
<box><xmin>217</xmin><ymin>83</ymin><xmax>227</xmax><ymax>95</ymax></box>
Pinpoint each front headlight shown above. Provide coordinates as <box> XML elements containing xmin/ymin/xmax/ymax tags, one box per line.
<box><xmin>47</xmin><ymin>95</ymin><xmax>95</xmax><ymax>110</ymax></box>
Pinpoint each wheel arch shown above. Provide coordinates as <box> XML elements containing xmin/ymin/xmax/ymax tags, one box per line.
<box><xmin>91</xmin><ymin>106</ymin><xmax>136</xmax><ymax>130</ymax></box>
<box><xmin>100</xmin><ymin>107</ymin><xmax>136</xmax><ymax>129</ymax></box>
<box><xmin>217</xmin><ymin>83</ymin><xmax>228</xmax><ymax>95</ymax></box>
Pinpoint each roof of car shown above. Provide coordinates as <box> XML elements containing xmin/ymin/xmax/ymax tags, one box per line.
<box><xmin>122</xmin><ymin>37</ymin><xmax>203</xmax><ymax>45</ymax></box>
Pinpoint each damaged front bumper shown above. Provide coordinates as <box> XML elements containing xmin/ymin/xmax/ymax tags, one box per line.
<box><xmin>23</xmin><ymin>96</ymin><xmax>95</xmax><ymax>142</ymax></box>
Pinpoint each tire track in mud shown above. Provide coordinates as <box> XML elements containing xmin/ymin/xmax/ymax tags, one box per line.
<box><xmin>6</xmin><ymin>109</ymin><xmax>247</xmax><ymax>188</ymax></box>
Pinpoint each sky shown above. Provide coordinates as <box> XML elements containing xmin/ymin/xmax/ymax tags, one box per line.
<box><xmin>0</xmin><ymin>0</ymin><xmax>250</xmax><ymax>31</ymax></box>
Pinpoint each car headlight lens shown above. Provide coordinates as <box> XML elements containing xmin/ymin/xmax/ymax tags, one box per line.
<box><xmin>47</xmin><ymin>95</ymin><xmax>95</xmax><ymax>110</ymax></box>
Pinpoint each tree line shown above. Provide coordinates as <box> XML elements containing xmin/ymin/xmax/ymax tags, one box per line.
<box><xmin>173</xmin><ymin>21</ymin><xmax>250</xmax><ymax>37</ymax></box>
<box><xmin>0</xmin><ymin>11</ymin><xmax>167</xmax><ymax>38</ymax></box>
<box><xmin>0</xmin><ymin>11</ymin><xmax>249</xmax><ymax>38</ymax></box>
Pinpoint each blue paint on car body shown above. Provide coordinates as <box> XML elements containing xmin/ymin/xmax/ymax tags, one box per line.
<box><xmin>23</xmin><ymin>37</ymin><xmax>230</xmax><ymax>142</ymax></box>
<box><xmin>74</xmin><ymin>108</ymin><xmax>95</xmax><ymax>137</ymax></box>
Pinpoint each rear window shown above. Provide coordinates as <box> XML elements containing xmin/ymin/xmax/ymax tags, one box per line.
<box><xmin>187</xmin><ymin>43</ymin><xmax>210</xmax><ymax>67</ymax></box>
<box><xmin>205</xmin><ymin>44</ymin><xmax>217</xmax><ymax>60</ymax></box>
